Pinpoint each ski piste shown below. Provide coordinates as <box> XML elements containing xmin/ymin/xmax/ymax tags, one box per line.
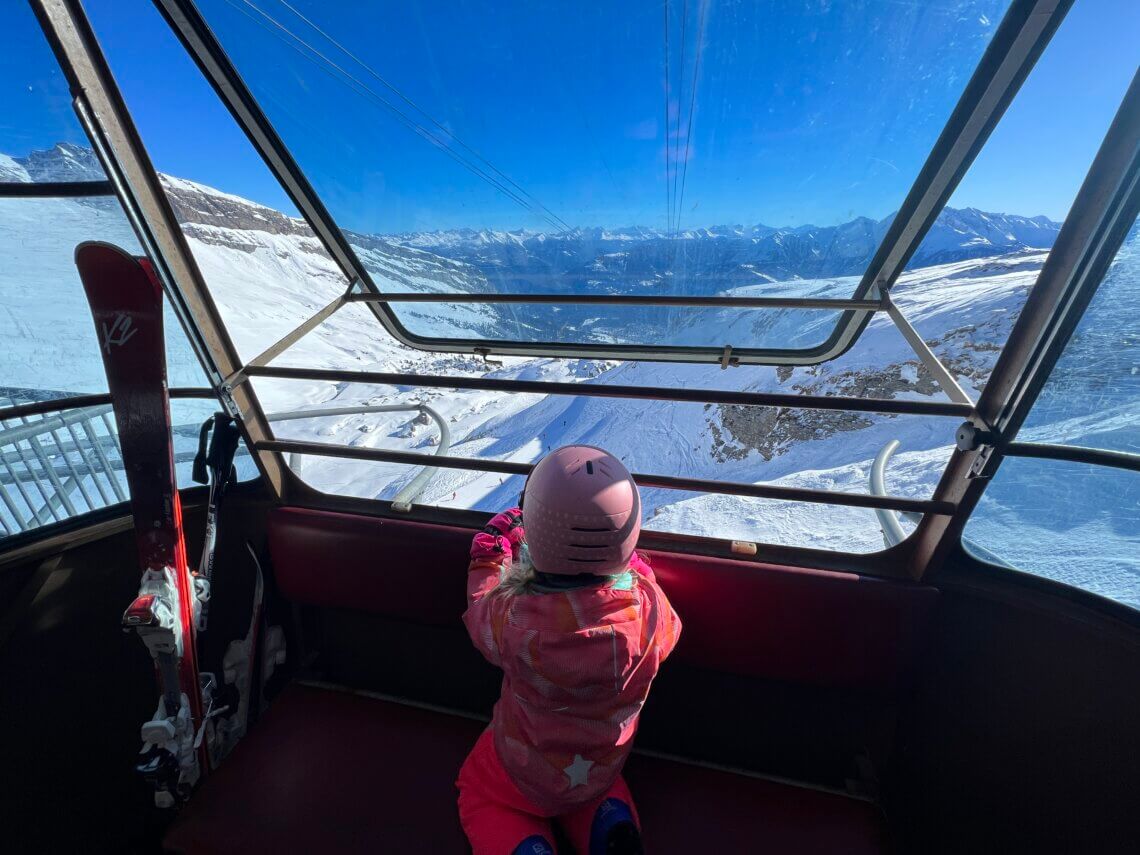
<box><xmin>76</xmin><ymin>242</ymin><xmax>210</xmax><ymax>806</ymax></box>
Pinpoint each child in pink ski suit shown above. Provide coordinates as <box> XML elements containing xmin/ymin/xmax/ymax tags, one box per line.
<box><xmin>457</xmin><ymin>445</ymin><xmax>681</xmax><ymax>855</ymax></box>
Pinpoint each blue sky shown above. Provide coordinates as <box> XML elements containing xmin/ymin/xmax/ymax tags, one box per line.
<box><xmin>4</xmin><ymin>0</ymin><xmax>1138</xmax><ymax>233</ymax></box>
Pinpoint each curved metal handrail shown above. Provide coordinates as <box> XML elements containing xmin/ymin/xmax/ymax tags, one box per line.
<box><xmin>870</xmin><ymin>440</ymin><xmax>910</xmax><ymax>548</ymax></box>
<box><xmin>265</xmin><ymin>403</ymin><xmax>450</xmax><ymax>511</ymax></box>
<box><xmin>870</xmin><ymin>439</ymin><xmax>1014</xmax><ymax>567</ymax></box>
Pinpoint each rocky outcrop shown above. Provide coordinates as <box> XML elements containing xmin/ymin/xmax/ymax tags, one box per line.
<box><xmin>160</xmin><ymin>175</ymin><xmax>313</xmax><ymax>237</ymax></box>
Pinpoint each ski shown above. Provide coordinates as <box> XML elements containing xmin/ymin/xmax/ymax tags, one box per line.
<box><xmin>76</xmin><ymin>242</ymin><xmax>210</xmax><ymax>807</ymax></box>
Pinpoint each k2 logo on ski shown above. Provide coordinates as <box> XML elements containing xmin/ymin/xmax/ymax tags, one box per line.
<box><xmin>101</xmin><ymin>312</ymin><xmax>138</xmax><ymax>353</ymax></box>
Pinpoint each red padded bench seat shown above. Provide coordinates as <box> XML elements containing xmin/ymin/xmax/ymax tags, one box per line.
<box><xmin>268</xmin><ymin>508</ymin><xmax>937</xmax><ymax>691</ymax></box>
<box><xmin>166</xmin><ymin>684</ymin><xmax>884</xmax><ymax>854</ymax></box>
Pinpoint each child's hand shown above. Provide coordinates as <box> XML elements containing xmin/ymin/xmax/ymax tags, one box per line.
<box><xmin>470</xmin><ymin>508</ymin><xmax>525</xmax><ymax>561</ymax></box>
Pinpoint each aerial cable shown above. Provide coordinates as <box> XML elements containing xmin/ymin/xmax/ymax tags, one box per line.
<box><xmin>230</xmin><ymin>0</ymin><xmax>571</xmax><ymax>233</ymax></box>
<box><xmin>675</xmin><ymin>0</ymin><xmax>708</xmax><ymax>235</ymax></box>
<box><xmin>270</xmin><ymin>0</ymin><xmax>573</xmax><ymax>235</ymax></box>
<box><xmin>233</xmin><ymin>0</ymin><xmax>567</xmax><ymax>233</ymax></box>
<box><xmin>671</xmin><ymin>0</ymin><xmax>689</xmax><ymax>235</ymax></box>
<box><xmin>230</xmin><ymin>0</ymin><xmax>565</xmax><ymax>233</ymax></box>
<box><xmin>663</xmin><ymin>0</ymin><xmax>672</xmax><ymax>234</ymax></box>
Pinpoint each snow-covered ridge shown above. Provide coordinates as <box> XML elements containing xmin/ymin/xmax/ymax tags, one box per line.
<box><xmin>394</xmin><ymin>208</ymin><xmax>1062</xmax><ymax>287</ymax></box>
<box><xmin>10</xmin><ymin>142</ymin><xmax>104</xmax><ymax>183</ymax></box>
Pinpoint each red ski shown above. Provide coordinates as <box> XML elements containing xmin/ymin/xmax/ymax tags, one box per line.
<box><xmin>76</xmin><ymin>242</ymin><xmax>210</xmax><ymax>807</ymax></box>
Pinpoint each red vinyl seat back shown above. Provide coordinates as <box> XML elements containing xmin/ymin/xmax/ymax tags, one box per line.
<box><xmin>267</xmin><ymin>507</ymin><xmax>936</xmax><ymax>690</ymax></box>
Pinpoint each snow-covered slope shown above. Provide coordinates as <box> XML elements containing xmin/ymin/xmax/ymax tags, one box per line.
<box><xmin>2</xmin><ymin>143</ymin><xmax>1135</xmax><ymax>606</ymax></box>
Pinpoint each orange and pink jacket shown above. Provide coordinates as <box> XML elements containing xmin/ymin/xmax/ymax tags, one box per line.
<box><xmin>463</xmin><ymin>541</ymin><xmax>681</xmax><ymax>814</ymax></box>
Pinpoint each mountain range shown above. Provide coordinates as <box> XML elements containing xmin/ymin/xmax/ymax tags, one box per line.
<box><xmin>5</xmin><ymin>143</ymin><xmax>1060</xmax><ymax>289</ymax></box>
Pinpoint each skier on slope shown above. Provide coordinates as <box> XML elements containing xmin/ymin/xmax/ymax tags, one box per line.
<box><xmin>457</xmin><ymin>446</ymin><xmax>681</xmax><ymax>854</ymax></box>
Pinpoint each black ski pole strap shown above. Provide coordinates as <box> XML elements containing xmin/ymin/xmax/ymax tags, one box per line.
<box><xmin>194</xmin><ymin>414</ymin><xmax>241</xmax><ymax>635</ymax></box>
<box><xmin>192</xmin><ymin>417</ymin><xmax>213</xmax><ymax>485</ymax></box>
<box><xmin>205</xmin><ymin>414</ymin><xmax>241</xmax><ymax>479</ymax></box>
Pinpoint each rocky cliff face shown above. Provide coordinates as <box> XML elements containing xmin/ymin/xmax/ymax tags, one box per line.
<box><xmin>160</xmin><ymin>174</ymin><xmax>312</xmax><ymax>238</ymax></box>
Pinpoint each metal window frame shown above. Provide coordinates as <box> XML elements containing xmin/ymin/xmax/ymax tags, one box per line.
<box><xmin>151</xmin><ymin>0</ymin><xmax>1070</xmax><ymax>368</ymax></box>
<box><xmin>31</xmin><ymin>0</ymin><xmax>288</xmax><ymax>495</ymax></box>
<box><xmin>0</xmin><ymin>180</ymin><xmax>114</xmax><ymax>198</ymax></box>
<box><xmin>20</xmin><ymin>0</ymin><xmax>1135</xmax><ymax>584</ymax></box>
<box><xmin>258</xmin><ymin>438</ymin><xmax>953</xmax><ymax>517</ymax></box>
<box><xmin>243</xmin><ymin>365</ymin><xmax>973</xmax><ymax>419</ymax></box>
<box><xmin>908</xmin><ymin>70</ymin><xmax>1140</xmax><ymax>579</ymax></box>
<box><xmin>0</xmin><ymin>388</ymin><xmax>214</xmax><ymax>422</ymax></box>
<box><xmin>1001</xmin><ymin>443</ymin><xmax>1140</xmax><ymax>474</ymax></box>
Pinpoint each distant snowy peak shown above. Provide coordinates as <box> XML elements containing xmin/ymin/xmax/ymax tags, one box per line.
<box><xmin>397</xmin><ymin>208</ymin><xmax>1059</xmax><ymax>258</ymax></box>
<box><xmin>915</xmin><ymin>207</ymin><xmax>1061</xmax><ymax>266</ymax></box>
<box><xmin>16</xmin><ymin>142</ymin><xmax>105</xmax><ymax>183</ymax></box>
<box><xmin>395</xmin><ymin>208</ymin><xmax>1062</xmax><ymax>288</ymax></box>
<box><xmin>0</xmin><ymin>154</ymin><xmax>31</xmax><ymax>183</ymax></box>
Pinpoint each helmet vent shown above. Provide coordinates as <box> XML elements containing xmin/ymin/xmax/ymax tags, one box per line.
<box><xmin>566</xmin><ymin>556</ymin><xmax>606</xmax><ymax>563</ymax></box>
<box><xmin>585</xmin><ymin>461</ymin><xmax>594</xmax><ymax>474</ymax></box>
<box><xmin>571</xmin><ymin>526</ymin><xmax>610</xmax><ymax>532</ymax></box>
<box><xmin>569</xmin><ymin>543</ymin><xmax>607</xmax><ymax>549</ymax></box>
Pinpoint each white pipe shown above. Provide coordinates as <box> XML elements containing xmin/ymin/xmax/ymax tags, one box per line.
<box><xmin>265</xmin><ymin>403</ymin><xmax>449</xmax><ymax>510</ymax></box>
<box><xmin>870</xmin><ymin>439</ymin><xmax>909</xmax><ymax>548</ymax></box>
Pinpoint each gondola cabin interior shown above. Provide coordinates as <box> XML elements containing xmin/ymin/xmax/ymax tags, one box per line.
<box><xmin>2</xmin><ymin>0</ymin><xmax>1138</xmax><ymax>852</ymax></box>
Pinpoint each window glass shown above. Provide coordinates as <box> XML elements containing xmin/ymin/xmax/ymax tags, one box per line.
<box><xmin>256</xmin><ymin>373</ymin><xmax>957</xmax><ymax>554</ymax></box>
<box><xmin>394</xmin><ymin>302</ymin><xmax>844</xmax><ymax>352</ymax></box>
<box><xmin>0</xmin><ymin>195</ymin><xmax>206</xmax><ymax>398</ymax></box>
<box><xmin>964</xmin><ymin>458</ymin><xmax>1139</xmax><ymax>609</ymax></box>
<box><xmin>186</xmin><ymin>0</ymin><xmax>1010</xmax><ymax>353</ymax></box>
<box><xmin>0</xmin><ymin>2</ymin><xmax>105</xmax><ymax>183</ymax></box>
<box><xmin>1018</xmin><ymin>218</ymin><xmax>1139</xmax><ymax>454</ymax></box>
<box><xmin>888</xmin><ymin>0</ymin><xmax>1139</xmax><ymax>396</ymax></box>
<box><xmin>964</xmin><ymin>216</ymin><xmax>1140</xmax><ymax>609</ymax></box>
<box><xmin>71</xmin><ymin>0</ymin><xmax>1130</xmax><ymax>558</ymax></box>
<box><xmin>83</xmin><ymin>0</ymin><xmax>350</xmax><ymax>365</ymax></box>
<box><xmin>0</xmin><ymin>397</ymin><xmax>258</xmax><ymax>541</ymax></box>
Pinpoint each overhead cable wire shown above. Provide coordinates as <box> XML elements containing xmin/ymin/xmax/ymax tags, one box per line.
<box><xmin>228</xmin><ymin>0</ymin><xmax>571</xmax><ymax>233</ymax></box>
<box><xmin>663</xmin><ymin>0</ymin><xmax>672</xmax><ymax>234</ymax></box>
<box><xmin>271</xmin><ymin>0</ymin><xmax>573</xmax><ymax>234</ymax></box>
<box><xmin>671</xmin><ymin>0</ymin><xmax>689</xmax><ymax>235</ymax></box>
<box><xmin>675</xmin><ymin>0</ymin><xmax>708</xmax><ymax>234</ymax></box>
<box><xmin>233</xmin><ymin>0</ymin><xmax>568</xmax><ymax>233</ymax></box>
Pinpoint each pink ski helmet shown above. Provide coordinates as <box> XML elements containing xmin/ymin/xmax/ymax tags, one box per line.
<box><xmin>523</xmin><ymin>445</ymin><xmax>641</xmax><ymax>575</ymax></box>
